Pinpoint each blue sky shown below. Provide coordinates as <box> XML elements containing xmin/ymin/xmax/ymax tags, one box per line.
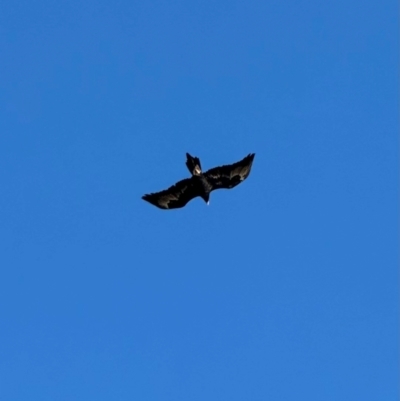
<box><xmin>0</xmin><ymin>1</ymin><xmax>398</xmax><ymax>400</ymax></box>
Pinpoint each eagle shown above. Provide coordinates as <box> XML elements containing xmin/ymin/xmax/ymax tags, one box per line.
<box><xmin>142</xmin><ymin>153</ymin><xmax>255</xmax><ymax>209</ymax></box>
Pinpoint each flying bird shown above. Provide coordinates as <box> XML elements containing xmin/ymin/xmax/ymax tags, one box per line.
<box><xmin>142</xmin><ymin>153</ymin><xmax>255</xmax><ymax>209</ymax></box>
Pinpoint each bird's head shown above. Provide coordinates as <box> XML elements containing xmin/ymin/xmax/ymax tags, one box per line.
<box><xmin>201</xmin><ymin>193</ymin><xmax>210</xmax><ymax>205</ymax></box>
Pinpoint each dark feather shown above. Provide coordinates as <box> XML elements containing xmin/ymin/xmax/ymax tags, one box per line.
<box><xmin>142</xmin><ymin>178</ymin><xmax>201</xmax><ymax>209</ymax></box>
<box><xmin>204</xmin><ymin>153</ymin><xmax>255</xmax><ymax>191</ymax></box>
<box><xmin>185</xmin><ymin>153</ymin><xmax>202</xmax><ymax>175</ymax></box>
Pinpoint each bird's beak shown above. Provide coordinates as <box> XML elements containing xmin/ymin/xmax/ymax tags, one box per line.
<box><xmin>207</xmin><ymin>201</ymin><xmax>210</xmax><ymax>205</ymax></box>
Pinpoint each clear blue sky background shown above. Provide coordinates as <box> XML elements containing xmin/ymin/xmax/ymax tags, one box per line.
<box><xmin>0</xmin><ymin>1</ymin><xmax>398</xmax><ymax>400</ymax></box>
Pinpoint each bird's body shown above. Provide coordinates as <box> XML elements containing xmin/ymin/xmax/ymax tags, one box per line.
<box><xmin>196</xmin><ymin>174</ymin><xmax>213</xmax><ymax>199</ymax></box>
<box><xmin>142</xmin><ymin>153</ymin><xmax>255</xmax><ymax>209</ymax></box>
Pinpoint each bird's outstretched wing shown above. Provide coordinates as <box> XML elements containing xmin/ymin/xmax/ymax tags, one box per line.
<box><xmin>204</xmin><ymin>153</ymin><xmax>255</xmax><ymax>191</ymax></box>
<box><xmin>142</xmin><ymin>178</ymin><xmax>201</xmax><ymax>209</ymax></box>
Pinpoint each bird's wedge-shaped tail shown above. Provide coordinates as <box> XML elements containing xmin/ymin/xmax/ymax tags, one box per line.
<box><xmin>185</xmin><ymin>153</ymin><xmax>202</xmax><ymax>176</ymax></box>
<box><xmin>142</xmin><ymin>153</ymin><xmax>255</xmax><ymax>209</ymax></box>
